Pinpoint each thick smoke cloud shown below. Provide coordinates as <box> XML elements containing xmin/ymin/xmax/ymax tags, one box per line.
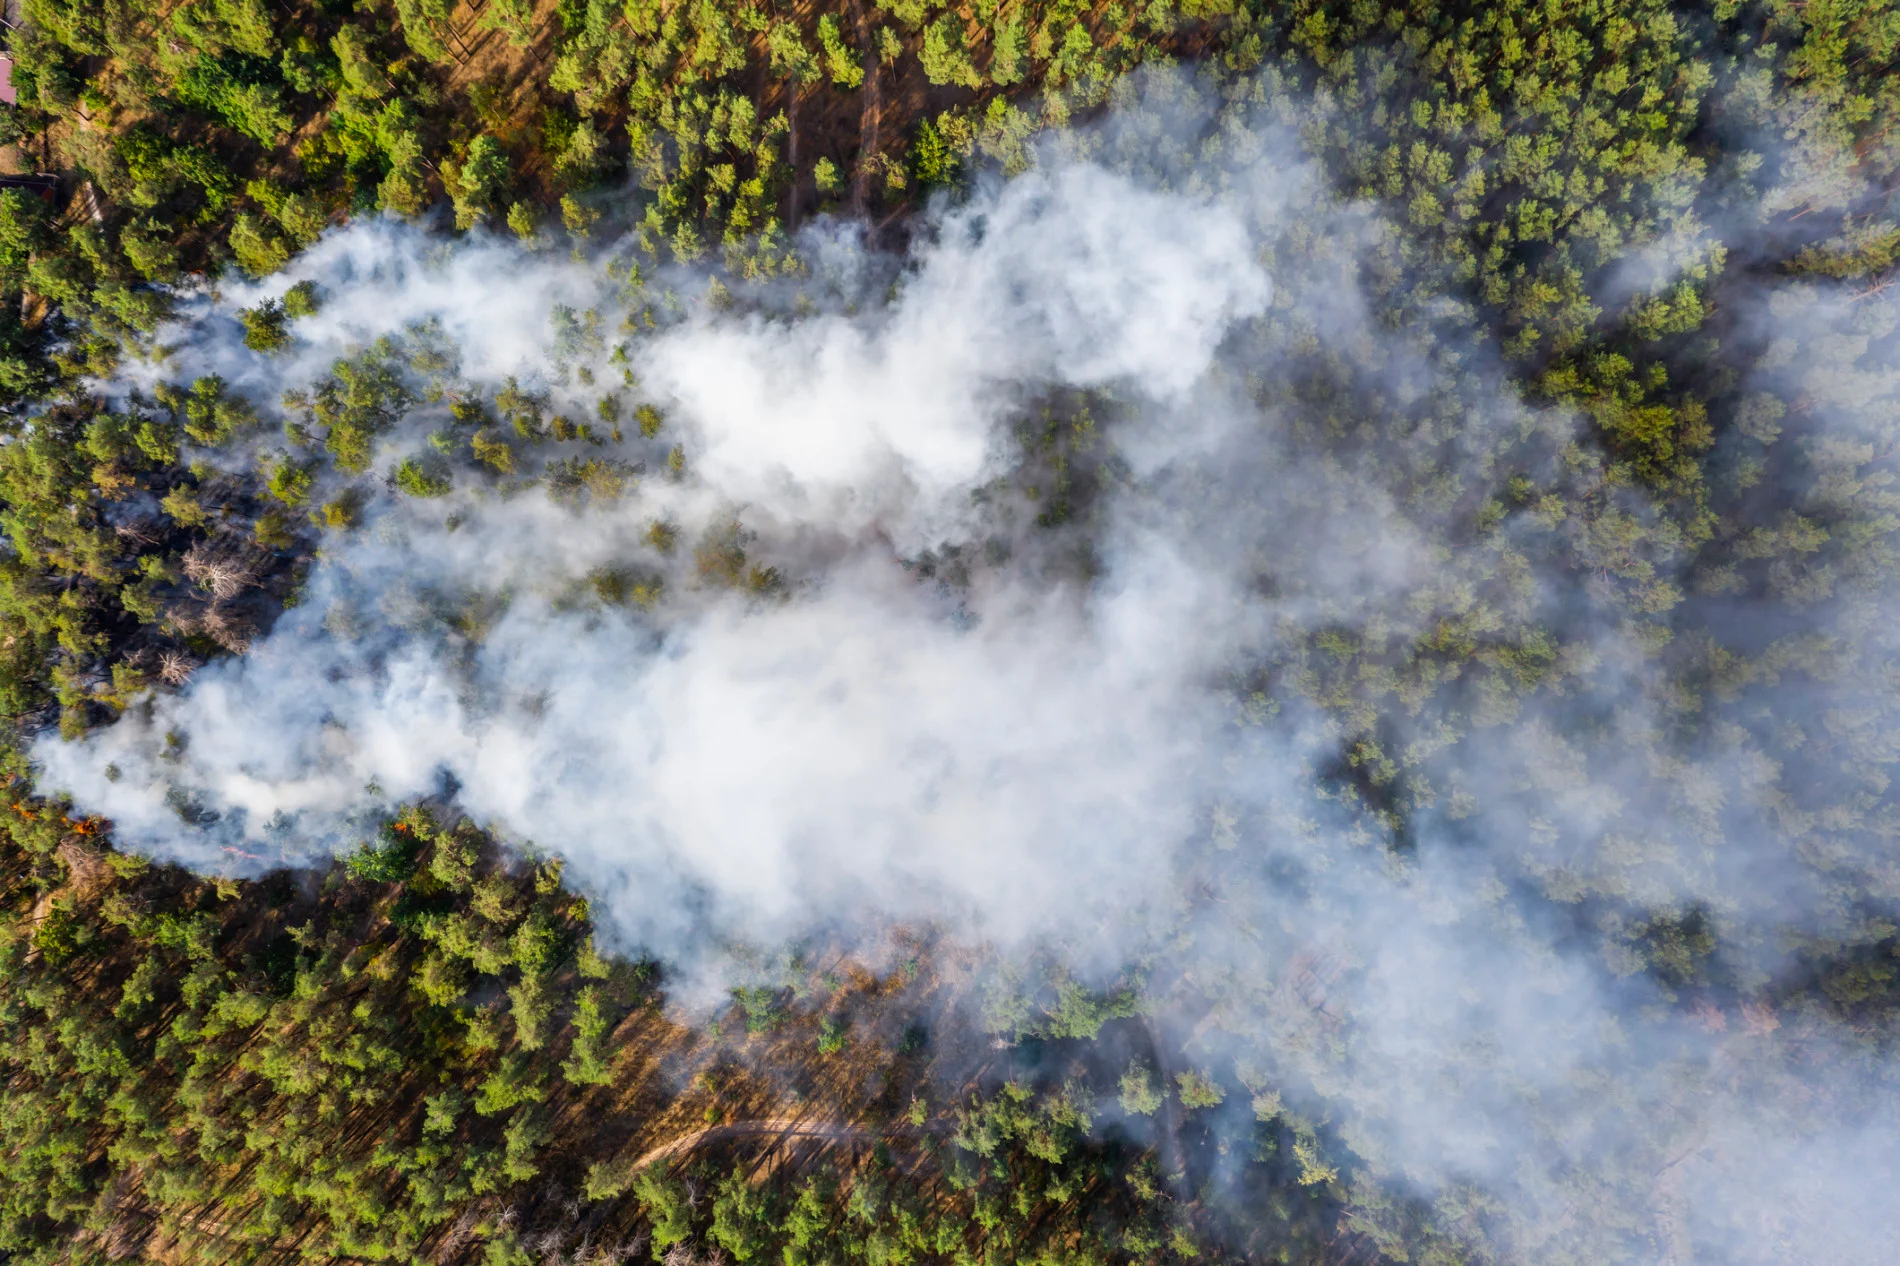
<box><xmin>27</xmin><ymin>90</ymin><xmax>1900</xmax><ymax>1262</ymax></box>
<box><xmin>41</xmin><ymin>161</ymin><xmax>1278</xmax><ymax>963</ymax></box>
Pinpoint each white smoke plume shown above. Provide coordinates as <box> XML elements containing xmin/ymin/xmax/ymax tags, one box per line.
<box><xmin>44</xmin><ymin>161</ymin><xmax>1277</xmax><ymax>954</ymax></box>
<box><xmin>25</xmin><ymin>87</ymin><xmax>1900</xmax><ymax>1262</ymax></box>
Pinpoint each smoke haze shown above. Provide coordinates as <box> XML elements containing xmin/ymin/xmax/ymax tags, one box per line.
<box><xmin>29</xmin><ymin>86</ymin><xmax>1900</xmax><ymax>1261</ymax></box>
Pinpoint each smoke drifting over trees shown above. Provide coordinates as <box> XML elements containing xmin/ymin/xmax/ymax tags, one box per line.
<box><xmin>13</xmin><ymin>74</ymin><xmax>1898</xmax><ymax>1260</ymax></box>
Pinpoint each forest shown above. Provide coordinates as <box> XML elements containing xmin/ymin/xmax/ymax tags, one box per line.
<box><xmin>0</xmin><ymin>0</ymin><xmax>1897</xmax><ymax>1263</ymax></box>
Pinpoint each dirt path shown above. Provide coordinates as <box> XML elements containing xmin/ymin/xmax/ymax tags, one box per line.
<box><xmin>852</xmin><ymin>0</ymin><xmax>882</xmax><ymax>214</ymax></box>
<box><xmin>632</xmin><ymin>1116</ymin><xmax>925</xmax><ymax>1169</ymax></box>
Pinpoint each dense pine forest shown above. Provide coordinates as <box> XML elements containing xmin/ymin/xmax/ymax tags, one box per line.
<box><xmin>0</xmin><ymin>0</ymin><xmax>1898</xmax><ymax>1263</ymax></box>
